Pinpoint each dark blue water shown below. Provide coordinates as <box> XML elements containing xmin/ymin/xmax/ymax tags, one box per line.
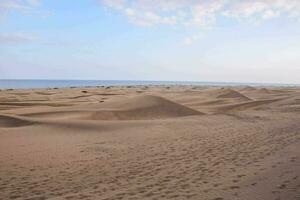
<box><xmin>0</xmin><ymin>79</ymin><xmax>297</xmax><ymax>89</ymax></box>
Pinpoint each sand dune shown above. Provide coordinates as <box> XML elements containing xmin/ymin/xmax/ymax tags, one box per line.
<box><xmin>89</xmin><ymin>95</ymin><xmax>202</xmax><ymax>120</ymax></box>
<box><xmin>238</xmin><ymin>86</ymin><xmax>257</xmax><ymax>92</ymax></box>
<box><xmin>22</xmin><ymin>95</ymin><xmax>203</xmax><ymax>120</ymax></box>
<box><xmin>185</xmin><ymin>99</ymin><xmax>226</xmax><ymax>107</ymax></box>
<box><xmin>69</xmin><ymin>93</ymin><xmax>121</xmax><ymax>99</ymax></box>
<box><xmin>0</xmin><ymin>86</ymin><xmax>299</xmax><ymax>200</ymax></box>
<box><xmin>214</xmin><ymin>88</ymin><xmax>251</xmax><ymax>100</ymax></box>
<box><xmin>217</xmin><ymin>98</ymin><xmax>282</xmax><ymax>113</ymax></box>
<box><xmin>0</xmin><ymin>96</ymin><xmax>20</xmax><ymax>102</ymax></box>
<box><xmin>0</xmin><ymin>114</ymin><xmax>33</xmax><ymax>128</ymax></box>
<box><xmin>201</xmin><ymin>88</ymin><xmax>252</xmax><ymax>102</ymax></box>
<box><xmin>253</xmin><ymin>87</ymin><xmax>294</xmax><ymax>95</ymax></box>
<box><xmin>0</xmin><ymin>101</ymin><xmax>72</xmax><ymax>107</ymax></box>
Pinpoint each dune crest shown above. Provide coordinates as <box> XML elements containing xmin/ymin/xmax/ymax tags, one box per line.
<box><xmin>216</xmin><ymin>88</ymin><xmax>251</xmax><ymax>101</ymax></box>
<box><xmin>239</xmin><ymin>86</ymin><xmax>257</xmax><ymax>92</ymax></box>
<box><xmin>217</xmin><ymin>98</ymin><xmax>282</xmax><ymax>113</ymax></box>
<box><xmin>20</xmin><ymin>95</ymin><xmax>203</xmax><ymax>121</ymax></box>
<box><xmin>89</xmin><ymin>95</ymin><xmax>203</xmax><ymax>120</ymax></box>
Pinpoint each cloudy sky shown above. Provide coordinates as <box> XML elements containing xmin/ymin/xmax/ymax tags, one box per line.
<box><xmin>1</xmin><ymin>0</ymin><xmax>300</xmax><ymax>84</ymax></box>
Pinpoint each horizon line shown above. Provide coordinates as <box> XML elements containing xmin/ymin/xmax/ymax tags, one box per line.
<box><xmin>0</xmin><ymin>78</ymin><xmax>299</xmax><ymax>86</ymax></box>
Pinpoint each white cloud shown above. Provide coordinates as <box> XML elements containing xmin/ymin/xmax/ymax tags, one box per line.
<box><xmin>100</xmin><ymin>0</ymin><xmax>300</xmax><ymax>28</ymax></box>
<box><xmin>262</xmin><ymin>9</ymin><xmax>280</xmax><ymax>19</ymax></box>
<box><xmin>100</xmin><ymin>0</ymin><xmax>226</xmax><ymax>27</ymax></box>
<box><xmin>188</xmin><ymin>1</ymin><xmax>224</xmax><ymax>27</ymax></box>
<box><xmin>0</xmin><ymin>33</ymin><xmax>38</xmax><ymax>44</ymax></box>
<box><xmin>183</xmin><ymin>33</ymin><xmax>204</xmax><ymax>45</ymax></box>
<box><xmin>100</xmin><ymin>0</ymin><xmax>300</xmax><ymax>44</ymax></box>
<box><xmin>223</xmin><ymin>1</ymin><xmax>268</xmax><ymax>18</ymax></box>
<box><xmin>27</xmin><ymin>0</ymin><xmax>40</xmax><ymax>6</ymax></box>
<box><xmin>0</xmin><ymin>0</ymin><xmax>40</xmax><ymax>14</ymax></box>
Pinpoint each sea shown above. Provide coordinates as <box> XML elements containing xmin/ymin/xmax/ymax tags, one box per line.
<box><xmin>0</xmin><ymin>79</ymin><xmax>298</xmax><ymax>89</ymax></box>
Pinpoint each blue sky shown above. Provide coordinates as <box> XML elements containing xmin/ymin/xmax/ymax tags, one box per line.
<box><xmin>1</xmin><ymin>0</ymin><xmax>300</xmax><ymax>84</ymax></box>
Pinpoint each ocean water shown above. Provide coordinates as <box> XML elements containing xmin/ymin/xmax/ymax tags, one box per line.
<box><xmin>0</xmin><ymin>79</ymin><xmax>297</xmax><ymax>89</ymax></box>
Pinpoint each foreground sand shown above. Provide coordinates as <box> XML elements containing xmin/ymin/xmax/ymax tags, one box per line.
<box><xmin>0</xmin><ymin>85</ymin><xmax>299</xmax><ymax>200</ymax></box>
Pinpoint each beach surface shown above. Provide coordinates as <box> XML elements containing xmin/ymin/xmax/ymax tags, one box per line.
<box><xmin>0</xmin><ymin>85</ymin><xmax>299</xmax><ymax>200</ymax></box>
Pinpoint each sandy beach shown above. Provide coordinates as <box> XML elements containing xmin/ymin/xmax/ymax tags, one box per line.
<box><xmin>0</xmin><ymin>85</ymin><xmax>299</xmax><ymax>200</ymax></box>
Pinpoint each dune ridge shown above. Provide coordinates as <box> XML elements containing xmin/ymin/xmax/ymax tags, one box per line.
<box><xmin>215</xmin><ymin>88</ymin><xmax>252</xmax><ymax>100</ymax></box>
<box><xmin>21</xmin><ymin>95</ymin><xmax>203</xmax><ymax>121</ymax></box>
<box><xmin>217</xmin><ymin>98</ymin><xmax>283</xmax><ymax>113</ymax></box>
<box><xmin>0</xmin><ymin>114</ymin><xmax>33</xmax><ymax>128</ymax></box>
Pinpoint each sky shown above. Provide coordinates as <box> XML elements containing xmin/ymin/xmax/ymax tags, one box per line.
<box><xmin>0</xmin><ymin>0</ymin><xmax>300</xmax><ymax>84</ymax></box>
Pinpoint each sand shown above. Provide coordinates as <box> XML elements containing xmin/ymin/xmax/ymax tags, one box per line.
<box><xmin>0</xmin><ymin>85</ymin><xmax>299</xmax><ymax>200</ymax></box>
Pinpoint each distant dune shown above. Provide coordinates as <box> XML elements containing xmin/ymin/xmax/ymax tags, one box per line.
<box><xmin>213</xmin><ymin>88</ymin><xmax>251</xmax><ymax>100</ymax></box>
